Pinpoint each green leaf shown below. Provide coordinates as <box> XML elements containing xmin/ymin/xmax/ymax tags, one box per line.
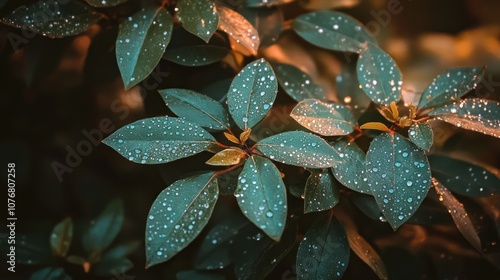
<box><xmin>50</xmin><ymin>218</ymin><xmax>73</xmax><ymax>257</ymax></box>
<box><xmin>366</xmin><ymin>133</ymin><xmax>432</xmax><ymax>229</ymax></box>
<box><xmin>331</xmin><ymin>140</ymin><xmax>371</xmax><ymax>194</ymax></box>
<box><xmin>103</xmin><ymin>116</ymin><xmax>215</xmax><ymax>164</ymax></box>
<box><xmin>216</xmin><ymin>5</ymin><xmax>260</xmax><ymax>56</ymax></box>
<box><xmin>274</xmin><ymin>63</ymin><xmax>325</xmax><ymax>102</ymax></box>
<box><xmin>408</xmin><ymin>122</ymin><xmax>433</xmax><ymax>151</ymax></box>
<box><xmin>304</xmin><ymin>170</ymin><xmax>340</xmax><ymax>213</ymax></box>
<box><xmin>336</xmin><ymin>61</ymin><xmax>372</xmax><ymax>117</ymax></box>
<box><xmin>177</xmin><ymin>0</ymin><xmax>218</xmax><ymax>43</ymax></box>
<box><xmin>256</xmin><ymin>131</ymin><xmax>343</xmax><ymax>168</ymax></box>
<box><xmin>291</xmin><ymin>99</ymin><xmax>356</xmax><ymax>136</ymax></box>
<box><xmin>86</xmin><ymin>0</ymin><xmax>128</xmax><ymax>7</ymax></box>
<box><xmin>357</xmin><ymin>44</ymin><xmax>402</xmax><ymax>106</ymax></box>
<box><xmin>428</xmin><ymin>99</ymin><xmax>500</xmax><ymax>138</ymax></box>
<box><xmin>428</xmin><ymin>155</ymin><xmax>500</xmax><ymax>197</ymax></box>
<box><xmin>245</xmin><ymin>0</ymin><xmax>295</xmax><ymax>7</ymax></box>
<box><xmin>145</xmin><ymin>172</ymin><xmax>218</xmax><ymax>268</ymax></box>
<box><xmin>177</xmin><ymin>271</ymin><xmax>225</xmax><ymax>280</ymax></box>
<box><xmin>296</xmin><ymin>213</ymin><xmax>350</xmax><ymax>279</ymax></box>
<box><xmin>417</xmin><ymin>67</ymin><xmax>485</xmax><ymax>109</ymax></box>
<box><xmin>227</xmin><ymin>58</ymin><xmax>278</xmax><ymax>130</ymax></box>
<box><xmin>235</xmin><ymin>156</ymin><xmax>287</xmax><ymax>241</ymax></box>
<box><xmin>1</xmin><ymin>0</ymin><xmax>100</xmax><ymax>38</ymax></box>
<box><xmin>100</xmin><ymin>241</ymin><xmax>140</xmax><ymax>261</ymax></box>
<box><xmin>163</xmin><ymin>45</ymin><xmax>229</xmax><ymax>66</ymax></box>
<box><xmin>159</xmin><ymin>89</ymin><xmax>230</xmax><ymax>131</ymax></box>
<box><xmin>91</xmin><ymin>258</ymin><xmax>133</xmax><ymax>277</ymax></box>
<box><xmin>82</xmin><ymin>199</ymin><xmax>124</xmax><ymax>254</ymax></box>
<box><xmin>292</xmin><ymin>11</ymin><xmax>375</xmax><ymax>53</ymax></box>
<box><xmin>30</xmin><ymin>267</ymin><xmax>72</xmax><ymax>280</ymax></box>
<box><xmin>116</xmin><ymin>6</ymin><xmax>173</xmax><ymax>89</ymax></box>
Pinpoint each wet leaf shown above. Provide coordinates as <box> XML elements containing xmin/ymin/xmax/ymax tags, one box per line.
<box><xmin>30</xmin><ymin>267</ymin><xmax>72</xmax><ymax>280</ymax></box>
<box><xmin>227</xmin><ymin>58</ymin><xmax>278</xmax><ymax>130</ymax></box>
<box><xmin>366</xmin><ymin>133</ymin><xmax>432</xmax><ymax>229</ymax></box>
<box><xmin>103</xmin><ymin>116</ymin><xmax>215</xmax><ymax>164</ymax></box>
<box><xmin>357</xmin><ymin>44</ymin><xmax>402</xmax><ymax>106</ymax></box>
<box><xmin>177</xmin><ymin>270</ymin><xmax>225</xmax><ymax>280</ymax></box>
<box><xmin>86</xmin><ymin>0</ymin><xmax>128</xmax><ymax>7</ymax></box>
<box><xmin>50</xmin><ymin>218</ymin><xmax>73</xmax><ymax>257</ymax></box>
<box><xmin>235</xmin><ymin>156</ymin><xmax>287</xmax><ymax>241</ymax></box>
<box><xmin>1</xmin><ymin>0</ymin><xmax>100</xmax><ymax>39</ymax></box>
<box><xmin>91</xmin><ymin>258</ymin><xmax>133</xmax><ymax>277</ymax></box>
<box><xmin>256</xmin><ymin>131</ymin><xmax>344</xmax><ymax>168</ymax></box>
<box><xmin>116</xmin><ymin>6</ymin><xmax>173</xmax><ymax>89</ymax></box>
<box><xmin>408</xmin><ymin>122</ymin><xmax>433</xmax><ymax>151</ymax></box>
<box><xmin>245</xmin><ymin>0</ymin><xmax>295</xmax><ymax>7</ymax></box>
<box><xmin>331</xmin><ymin>140</ymin><xmax>371</xmax><ymax>194</ymax></box>
<box><xmin>296</xmin><ymin>213</ymin><xmax>350</xmax><ymax>279</ymax></box>
<box><xmin>206</xmin><ymin>148</ymin><xmax>246</xmax><ymax>166</ymax></box>
<box><xmin>302</xmin><ymin>0</ymin><xmax>360</xmax><ymax>10</ymax></box>
<box><xmin>177</xmin><ymin>0</ymin><xmax>218</xmax><ymax>43</ymax></box>
<box><xmin>217</xmin><ymin>5</ymin><xmax>260</xmax><ymax>56</ymax></box>
<box><xmin>428</xmin><ymin>155</ymin><xmax>500</xmax><ymax>197</ymax></box>
<box><xmin>336</xmin><ymin>64</ymin><xmax>372</xmax><ymax>117</ymax></box>
<box><xmin>360</xmin><ymin>122</ymin><xmax>391</xmax><ymax>132</ymax></box>
<box><xmin>433</xmin><ymin>179</ymin><xmax>482</xmax><ymax>252</ymax></box>
<box><xmin>417</xmin><ymin>67</ymin><xmax>485</xmax><ymax>109</ymax></box>
<box><xmin>82</xmin><ymin>199</ymin><xmax>124</xmax><ymax>254</ymax></box>
<box><xmin>293</xmin><ymin>11</ymin><xmax>375</xmax><ymax>53</ymax></box>
<box><xmin>291</xmin><ymin>99</ymin><xmax>356</xmax><ymax>136</ymax></box>
<box><xmin>159</xmin><ymin>89</ymin><xmax>230</xmax><ymax>131</ymax></box>
<box><xmin>304</xmin><ymin>170</ymin><xmax>340</xmax><ymax>213</ymax></box>
<box><xmin>146</xmin><ymin>172</ymin><xmax>219</xmax><ymax>267</ymax></box>
<box><xmin>428</xmin><ymin>99</ymin><xmax>500</xmax><ymax>138</ymax></box>
<box><xmin>239</xmin><ymin>6</ymin><xmax>284</xmax><ymax>47</ymax></box>
<box><xmin>100</xmin><ymin>241</ymin><xmax>140</xmax><ymax>261</ymax></box>
<box><xmin>162</xmin><ymin>45</ymin><xmax>229</xmax><ymax>66</ymax></box>
<box><xmin>274</xmin><ymin>63</ymin><xmax>325</xmax><ymax>102</ymax></box>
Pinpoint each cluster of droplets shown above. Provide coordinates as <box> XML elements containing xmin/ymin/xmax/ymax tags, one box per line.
<box><xmin>274</xmin><ymin>63</ymin><xmax>325</xmax><ymax>102</ymax></box>
<box><xmin>304</xmin><ymin>171</ymin><xmax>339</xmax><ymax>212</ymax></box>
<box><xmin>408</xmin><ymin>122</ymin><xmax>433</xmax><ymax>151</ymax></box>
<box><xmin>331</xmin><ymin>141</ymin><xmax>371</xmax><ymax>194</ymax></box>
<box><xmin>176</xmin><ymin>0</ymin><xmax>218</xmax><ymax>42</ymax></box>
<box><xmin>217</xmin><ymin>5</ymin><xmax>260</xmax><ymax>55</ymax></box>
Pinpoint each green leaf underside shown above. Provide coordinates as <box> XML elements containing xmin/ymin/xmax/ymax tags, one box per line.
<box><xmin>163</xmin><ymin>45</ymin><xmax>229</xmax><ymax>66</ymax></box>
<box><xmin>274</xmin><ymin>63</ymin><xmax>325</xmax><ymax>102</ymax></box>
<box><xmin>146</xmin><ymin>172</ymin><xmax>219</xmax><ymax>267</ymax></box>
<box><xmin>357</xmin><ymin>44</ymin><xmax>402</xmax><ymax>106</ymax></box>
<box><xmin>297</xmin><ymin>213</ymin><xmax>350</xmax><ymax>279</ymax></box>
<box><xmin>30</xmin><ymin>267</ymin><xmax>71</xmax><ymax>280</ymax></box>
<box><xmin>428</xmin><ymin>155</ymin><xmax>500</xmax><ymax>196</ymax></box>
<box><xmin>304</xmin><ymin>170</ymin><xmax>340</xmax><ymax>213</ymax></box>
<box><xmin>177</xmin><ymin>271</ymin><xmax>225</xmax><ymax>280</ymax></box>
<box><xmin>216</xmin><ymin>5</ymin><xmax>260</xmax><ymax>56</ymax></box>
<box><xmin>103</xmin><ymin>116</ymin><xmax>215</xmax><ymax>164</ymax></box>
<box><xmin>227</xmin><ymin>58</ymin><xmax>278</xmax><ymax>130</ymax></box>
<box><xmin>429</xmin><ymin>99</ymin><xmax>500</xmax><ymax>138</ymax></box>
<box><xmin>418</xmin><ymin>67</ymin><xmax>484</xmax><ymax>109</ymax></box>
<box><xmin>235</xmin><ymin>156</ymin><xmax>287</xmax><ymax>241</ymax></box>
<box><xmin>82</xmin><ymin>199</ymin><xmax>124</xmax><ymax>254</ymax></box>
<box><xmin>256</xmin><ymin>131</ymin><xmax>344</xmax><ymax>168</ymax></box>
<box><xmin>408</xmin><ymin>122</ymin><xmax>433</xmax><ymax>151</ymax></box>
<box><xmin>86</xmin><ymin>0</ymin><xmax>128</xmax><ymax>7</ymax></box>
<box><xmin>91</xmin><ymin>258</ymin><xmax>134</xmax><ymax>277</ymax></box>
<box><xmin>177</xmin><ymin>0</ymin><xmax>218</xmax><ymax>43</ymax></box>
<box><xmin>331</xmin><ymin>140</ymin><xmax>371</xmax><ymax>194</ymax></box>
<box><xmin>433</xmin><ymin>179</ymin><xmax>482</xmax><ymax>252</ymax></box>
<box><xmin>245</xmin><ymin>0</ymin><xmax>294</xmax><ymax>7</ymax></box>
<box><xmin>50</xmin><ymin>218</ymin><xmax>73</xmax><ymax>257</ymax></box>
<box><xmin>159</xmin><ymin>89</ymin><xmax>230</xmax><ymax>130</ymax></box>
<box><xmin>116</xmin><ymin>7</ymin><xmax>173</xmax><ymax>89</ymax></box>
<box><xmin>366</xmin><ymin>133</ymin><xmax>432</xmax><ymax>229</ymax></box>
<box><xmin>291</xmin><ymin>99</ymin><xmax>355</xmax><ymax>136</ymax></box>
<box><xmin>1</xmin><ymin>0</ymin><xmax>100</xmax><ymax>38</ymax></box>
<box><xmin>292</xmin><ymin>10</ymin><xmax>375</xmax><ymax>53</ymax></box>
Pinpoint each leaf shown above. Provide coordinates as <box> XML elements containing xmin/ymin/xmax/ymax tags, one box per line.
<box><xmin>408</xmin><ymin>122</ymin><xmax>433</xmax><ymax>151</ymax></box>
<box><xmin>86</xmin><ymin>0</ymin><xmax>128</xmax><ymax>7</ymax></box>
<box><xmin>360</xmin><ymin>122</ymin><xmax>391</xmax><ymax>132</ymax></box>
<box><xmin>224</xmin><ymin>132</ymin><xmax>240</xmax><ymax>144</ymax></box>
<box><xmin>296</xmin><ymin>213</ymin><xmax>350</xmax><ymax>279</ymax></box>
<box><xmin>302</xmin><ymin>0</ymin><xmax>360</xmax><ymax>10</ymax></box>
<box><xmin>227</xmin><ymin>58</ymin><xmax>278</xmax><ymax>130</ymax></box>
<box><xmin>206</xmin><ymin>148</ymin><xmax>246</xmax><ymax>166</ymax></box>
<box><xmin>116</xmin><ymin>6</ymin><xmax>173</xmax><ymax>89</ymax></box>
<box><xmin>245</xmin><ymin>0</ymin><xmax>295</xmax><ymax>7</ymax></box>
<box><xmin>239</xmin><ymin>6</ymin><xmax>284</xmax><ymax>47</ymax></box>
<box><xmin>331</xmin><ymin>140</ymin><xmax>371</xmax><ymax>194</ymax></box>
<box><xmin>1</xmin><ymin>0</ymin><xmax>100</xmax><ymax>39</ymax></box>
<box><xmin>177</xmin><ymin>270</ymin><xmax>225</xmax><ymax>280</ymax></box>
<box><xmin>291</xmin><ymin>99</ymin><xmax>356</xmax><ymax>136</ymax></box>
<box><xmin>103</xmin><ymin>116</ymin><xmax>215</xmax><ymax>164</ymax></box>
<box><xmin>433</xmin><ymin>179</ymin><xmax>482</xmax><ymax>252</ymax></box>
<box><xmin>292</xmin><ymin>11</ymin><xmax>375</xmax><ymax>53</ymax></box>
<box><xmin>159</xmin><ymin>89</ymin><xmax>230</xmax><ymax>131</ymax></box>
<box><xmin>50</xmin><ymin>218</ymin><xmax>73</xmax><ymax>257</ymax></box>
<box><xmin>336</xmin><ymin>63</ymin><xmax>372</xmax><ymax>117</ymax></box>
<box><xmin>256</xmin><ymin>131</ymin><xmax>344</xmax><ymax>168</ymax></box>
<box><xmin>30</xmin><ymin>267</ymin><xmax>72</xmax><ymax>280</ymax></box>
<box><xmin>304</xmin><ymin>170</ymin><xmax>340</xmax><ymax>213</ymax></box>
<box><xmin>91</xmin><ymin>258</ymin><xmax>133</xmax><ymax>277</ymax></box>
<box><xmin>240</xmin><ymin>129</ymin><xmax>252</xmax><ymax>143</ymax></box>
<box><xmin>177</xmin><ymin>0</ymin><xmax>218</xmax><ymax>43</ymax></box>
<box><xmin>417</xmin><ymin>67</ymin><xmax>485</xmax><ymax>109</ymax></box>
<box><xmin>357</xmin><ymin>44</ymin><xmax>402</xmax><ymax>106</ymax></box>
<box><xmin>216</xmin><ymin>5</ymin><xmax>260</xmax><ymax>56</ymax></box>
<box><xmin>274</xmin><ymin>63</ymin><xmax>325</xmax><ymax>102</ymax></box>
<box><xmin>100</xmin><ymin>241</ymin><xmax>141</xmax><ymax>261</ymax></box>
<box><xmin>162</xmin><ymin>45</ymin><xmax>229</xmax><ymax>66</ymax></box>
<box><xmin>235</xmin><ymin>156</ymin><xmax>287</xmax><ymax>241</ymax></box>
<box><xmin>428</xmin><ymin>99</ymin><xmax>500</xmax><ymax>138</ymax></box>
<box><xmin>428</xmin><ymin>155</ymin><xmax>500</xmax><ymax>197</ymax></box>
<box><xmin>366</xmin><ymin>133</ymin><xmax>432</xmax><ymax>229</ymax></box>
<box><xmin>82</xmin><ymin>199</ymin><xmax>124</xmax><ymax>254</ymax></box>
<box><xmin>146</xmin><ymin>172</ymin><xmax>219</xmax><ymax>267</ymax></box>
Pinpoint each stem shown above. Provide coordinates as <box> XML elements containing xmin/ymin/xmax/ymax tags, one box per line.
<box><xmin>214</xmin><ymin>163</ymin><xmax>244</xmax><ymax>177</ymax></box>
<box><xmin>213</xmin><ymin>142</ymin><xmax>232</xmax><ymax>150</ymax></box>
